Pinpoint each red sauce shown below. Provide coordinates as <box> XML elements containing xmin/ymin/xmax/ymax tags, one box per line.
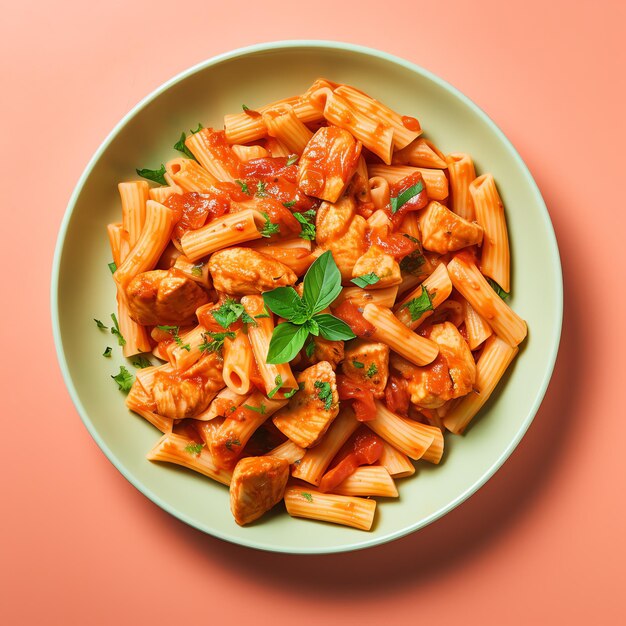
<box><xmin>318</xmin><ymin>427</ymin><xmax>383</xmax><ymax>492</ymax></box>
<box><xmin>401</xmin><ymin>115</ymin><xmax>421</xmax><ymax>132</ymax></box>
<box><xmin>165</xmin><ymin>191</ymin><xmax>229</xmax><ymax>239</ymax></box>
<box><xmin>384</xmin><ymin>376</ymin><xmax>410</xmax><ymax>417</ymax></box>
<box><xmin>332</xmin><ymin>301</ymin><xmax>376</xmax><ymax>338</ymax></box>
<box><xmin>367</xmin><ymin>228</ymin><xmax>420</xmax><ymax>260</ymax></box>
<box><xmin>255</xmin><ymin>197</ymin><xmax>302</xmax><ymax>234</ymax></box>
<box><xmin>336</xmin><ymin>375</ymin><xmax>377</xmax><ymax>422</ymax></box>
<box><xmin>239</xmin><ymin>157</ymin><xmax>298</xmax><ymax>183</ymax></box>
<box><xmin>200</xmin><ymin>129</ymin><xmax>241</xmax><ymax>177</ymax></box>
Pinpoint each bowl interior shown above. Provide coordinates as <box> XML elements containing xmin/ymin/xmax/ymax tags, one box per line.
<box><xmin>53</xmin><ymin>42</ymin><xmax>562</xmax><ymax>553</ymax></box>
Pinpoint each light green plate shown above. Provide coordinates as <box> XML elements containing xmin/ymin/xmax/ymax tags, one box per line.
<box><xmin>51</xmin><ymin>41</ymin><xmax>562</xmax><ymax>554</ymax></box>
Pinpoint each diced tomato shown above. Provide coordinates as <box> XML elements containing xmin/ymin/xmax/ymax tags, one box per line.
<box><xmin>255</xmin><ymin>197</ymin><xmax>302</xmax><ymax>235</ymax></box>
<box><xmin>368</xmin><ymin>228</ymin><xmax>420</xmax><ymax>260</ymax></box>
<box><xmin>336</xmin><ymin>375</ymin><xmax>377</xmax><ymax>421</ymax></box>
<box><xmin>332</xmin><ymin>301</ymin><xmax>376</xmax><ymax>338</ymax></box>
<box><xmin>239</xmin><ymin>157</ymin><xmax>298</xmax><ymax>183</ymax></box>
<box><xmin>165</xmin><ymin>191</ymin><xmax>230</xmax><ymax>239</ymax></box>
<box><xmin>318</xmin><ymin>427</ymin><xmax>384</xmax><ymax>492</ymax></box>
<box><xmin>387</xmin><ymin>171</ymin><xmax>428</xmax><ymax>226</ymax></box>
<box><xmin>384</xmin><ymin>376</ymin><xmax>410</xmax><ymax>417</ymax></box>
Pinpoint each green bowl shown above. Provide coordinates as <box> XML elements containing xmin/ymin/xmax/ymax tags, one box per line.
<box><xmin>51</xmin><ymin>41</ymin><xmax>562</xmax><ymax>554</ymax></box>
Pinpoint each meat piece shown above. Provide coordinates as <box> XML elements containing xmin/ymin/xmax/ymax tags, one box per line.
<box><xmin>352</xmin><ymin>245</ymin><xmax>401</xmax><ymax>288</ymax></box>
<box><xmin>341</xmin><ymin>340</ymin><xmax>389</xmax><ymax>398</ymax></box>
<box><xmin>302</xmin><ymin>337</ymin><xmax>345</xmax><ymax>369</ymax></box>
<box><xmin>229</xmin><ymin>456</ymin><xmax>289</xmax><ymax>525</ymax></box>
<box><xmin>419</xmin><ymin>201</ymin><xmax>483</xmax><ymax>254</ymax></box>
<box><xmin>297</xmin><ymin>127</ymin><xmax>362</xmax><ymax>202</ymax></box>
<box><xmin>208</xmin><ymin>247</ymin><xmax>297</xmax><ymax>295</ymax></box>
<box><xmin>126</xmin><ymin>269</ymin><xmax>209</xmax><ymax>326</ymax></box>
<box><xmin>273</xmin><ymin>361</ymin><xmax>339</xmax><ymax>447</ymax></box>
<box><xmin>392</xmin><ymin>322</ymin><xmax>476</xmax><ymax>409</ymax></box>
<box><xmin>323</xmin><ymin>215</ymin><xmax>367</xmax><ymax>281</ymax></box>
<box><xmin>315</xmin><ymin>195</ymin><xmax>356</xmax><ymax>245</ymax></box>
<box><xmin>152</xmin><ymin>353</ymin><xmax>224</xmax><ymax>418</ymax></box>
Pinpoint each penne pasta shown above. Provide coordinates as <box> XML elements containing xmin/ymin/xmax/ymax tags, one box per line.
<box><xmin>333</xmin><ymin>466</ymin><xmax>398</xmax><ymax>498</ymax></box>
<box><xmin>362</xmin><ymin>303</ymin><xmax>439</xmax><ymax>366</ymax></box>
<box><xmin>463</xmin><ymin>299</ymin><xmax>493</xmax><ymax>350</ymax></box>
<box><xmin>470</xmin><ymin>173</ymin><xmax>511</xmax><ymax>292</ymax></box>
<box><xmin>165</xmin><ymin>158</ymin><xmax>217</xmax><ymax>192</ymax></box>
<box><xmin>231</xmin><ymin>144</ymin><xmax>268</xmax><ymax>161</ymax></box>
<box><xmin>118</xmin><ymin>181</ymin><xmax>149</xmax><ymax>247</ymax></box>
<box><xmin>195</xmin><ymin>388</ymin><xmax>247</xmax><ymax>422</ymax></box>
<box><xmin>265</xmin><ymin>440</ymin><xmax>306</xmax><ymax>465</ymax></box>
<box><xmin>262</xmin><ymin>104</ymin><xmax>313</xmax><ymax>155</ymax></box>
<box><xmin>334</xmin><ymin>285</ymin><xmax>399</xmax><ymax>309</ymax></box>
<box><xmin>377</xmin><ymin>440</ymin><xmax>415</xmax><ymax>478</ymax></box>
<box><xmin>446</xmin><ymin>153</ymin><xmax>477</xmax><ymax>221</ymax></box>
<box><xmin>369</xmin><ymin>176</ymin><xmax>391</xmax><ymax>211</ymax></box>
<box><xmin>222</xmin><ymin>331</ymin><xmax>254</xmax><ymax>395</ymax></box>
<box><xmin>368</xmin><ymin>164</ymin><xmax>449</xmax><ymax>200</ymax></box>
<box><xmin>149</xmin><ymin>185</ymin><xmax>182</xmax><ymax>204</ymax></box>
<box><xmin>284</xmin><ymin>486</ymin><xmax>376</xmax><ymax>531</ymax></box>
<box><xmin>185</xmin><ymin>128</ymin><xmax>240</xmax><ymax>182</ymax></box>
<box><xmin>126</xmin><ymin>380</ymin><xmax>173</xmax><ymax>433</ymax></box>
<box><xmin>444</xmin><ymin>335</ymin><xmax>519</xmax><ymax>434</ymax></box>
<box><xmin>393</xmin><ymin>138</ymin><xmax>447</xmax><ymax>168</ymax></box>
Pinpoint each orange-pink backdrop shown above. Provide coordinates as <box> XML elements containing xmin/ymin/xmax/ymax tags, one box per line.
<box><xmin>2</xmin><ymin>1</ymin><xmax>624</xmax><ymax>624</ymax></box>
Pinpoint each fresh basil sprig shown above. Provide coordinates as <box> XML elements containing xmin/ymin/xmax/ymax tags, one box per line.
<box><xmin>263</xmin><ymin>251</ymin><xmax>355</xmax><ymax>364</ymax></box>
<box><xmin>390</xmin><ymin>180</ymin><xmax>424</xmax><ymax>214</ymax></box>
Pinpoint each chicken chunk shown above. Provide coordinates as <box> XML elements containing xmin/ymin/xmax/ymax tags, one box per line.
<box><xmin>419</xmin><ymin>201</ymin><xmax>483</xmax><ymax>254</ymax></box>
<box><xmin>229</xmin><ymin>456</ymin><xmax>290</xmax><ymax>526</ymax></box>
<box><xmin>342</xmin><ymin>340</ymin><xmax>390</xmax><ymax>398</ymax></box>
<box><xmin>152</xmin><ymin>353</ymin><xmax>224</xmax><ymax>418</ymax></box>
<box><xmin>126</xmin><ymin>269</ymin><xmax>209</xmax><ymax>326</ymax></box>
<box><xmin>302</xmin><ymin>336</ymin><xmax>345</xmax><ymax>369</ymax></box>
<box><xmin>315</xmin><ymin>195</ymin><xmax>356</xmax><ymax>245</ymax></box>
<box><xmin>352</xmin><ymin>245</ymin><xmax>402</xmax><ymax>288</ymax></box>
<box><xmin>273</xmin><ymin>361</ymin><xmax>339</xmax><ymax>448</ymax></box>
<box><xmin>208</xmin><ymin>247</ymin><xmax>297</xmax><ymax>295</ymax></box>
<box><xmin>391</xmin><ymin>322</ymin><xmax>476</xmax><ymax>409</ymax></box>
<box><xmin>322</xmin><ymin>215</ymin><xmax>368</xmax><ymax>281</ymax></box>
<box><xmin>297</xmin><ymin>127</ymin><xmax>362</xmax><ymax>202</ymax></box>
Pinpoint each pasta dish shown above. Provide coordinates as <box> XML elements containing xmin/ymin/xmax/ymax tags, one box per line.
<box><xmin>99</xmin><ymin>78</ymin><xmax>527</xmax><ymax>530</ymax></box>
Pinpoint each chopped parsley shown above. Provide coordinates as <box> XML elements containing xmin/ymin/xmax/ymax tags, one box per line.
<box><xmin>399</xmin><ymin>235</ymin><xmax>426</xmax><ymax>275</ymax></box>
<box><xmin>132</xmin><ymin>356</ymin><xmax>152</xmax><ymax>369</ymax></box>
<box><xmin>268</xmin><ymin>374</ymin><xmax>283</xmax><ymax>399</ymax></box>
<box><xmin>157</xmin><ymin>325</ymin><xmax>190</xmax><ymax>351</ymax></box>
<box><xmin>242</xmin><ymin>104</ymin><xmax>250</xmax><ymax>111</ymax></box>
<box><xmin>294</xmin><ymin>209</ymin><xmax>316</xmax><ymax>241</ymax></box>
<box><xmin>94</xmin><ymin>319</ymin><xmax>108</xmax><ymax>330</ymax></box>
<box><xmin>351</xmin><ymin>272</ymin><xmax>380</xmax><ymax>288</ymax></box>
<box><xmin>102</xmin><ymin>346</ymin><xmax>112</xmax><ymax>358</ymax></box>
<box><xmin>284</xmin><ymin>386</ymin><xmax>299</xmax><ymax>399</ymax></box>
<box><xmin>225</xmin><ymin>439</ymin><xmax>241</xmax><ymax>451</ymax></box>
<box><xmin>366</xmin><ymin>363</ymin><xmax>379</xmax><ymax>378</ymax></box>
<box><xmin>111</xmin><ymin>366</ymin><xmax>134</xmax><ymax>392</ymax></box>
<box><xmin>191</xmin><ymin>264</ymin><xmax>203</xmax><ymax>277</ymax></box>
<box><xmin>108</xmin><ymin>261</ymin><xmax>117</xmax><ymax>274</ymax></box>
<box><xmin>136</xmin><ymin>165</ymin><xmax>167</xmax><ymax>185</ymax></box>
<box><xmin>314</xmin><ymin>380</ymin><xmax>333</xmax><ymax>410</ymax></box>
<box><xmin>212</xmin><ymin>299</ymin><xmax>256</xmax><ymax>329</ymax></box>
<box><xmin>235</xmin><ymin>179</ymin><xmax>250</xmax><ymax>195</ymax></box>
<box><xmin>352</xmin><ymin>360</ymin><xmax>365</xmax><ymax>369</ymax></box>
<box><xmin>260</xmin><ymin>212</ymin><xmax>280</xmax><ymax>237</ymax></box>
<box><xmin>402</xmin><ymin>286</ymin><xmax>433</xmax><ymax>321</ymax></box>
<box><xmin>243</xmin><ymin>403</ymin><xmax>266</xmax><ymax>415</ymax></box>
<box><xmin>487</xmin><ymin>278</ymin><xmax>510</xmax><ymax>300</ymax></box>
<box><xmin>110</xmin><ymin>313</ymin><xmax>126</xmax><ymax>346</ymax></box>
<box><xmin>286</xmin><ymin>154</ymin><xmax>299</xmax><ymax>166</ymax></box>
<box><xmin>256</xmin><ymin>180</ymin><xmax>268</xmax><ymax>198</ymax></box>
<box><xmin>184</xmin><ymin>442</ymin><xmax>204</xmax><ymax>456</ymax></box>
<box><xmin>283</xmin><ymin>199</ymin><xmax>297</xmax><ymax>208</ymax></box>
<box><xmin>173</xmin><ymin>132</ymin><xmax>196</xmax><ymax>160</ymax></box>
<box><xmin>301</xmin><ymin>492</ymin><xmax>313</xmax><ymax>502</ymax></box>
<box><xmin>199</xmin><ymin>331</ymin><xmax>235</xmax><ymax>354</ymax></box>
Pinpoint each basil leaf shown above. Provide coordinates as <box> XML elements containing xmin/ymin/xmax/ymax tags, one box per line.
<box><xmin>173</xmin><ymin>132</ymin><xmax>196</xmax><ymax>160</ymax></box>
<box><xmin>402</xmin><ymin>286</ymin><xmax>433</xmax><ymax>321</ymax></box>
<box><xmin>302</xmin><ymin>250</ymin><xmax>343</xmax><ymax>315</ymax></box>
<box><xmin>294</xmin><ymin>210</ymin><xmax>316</xmax><ymax>240</ymax></box>
<box><xmin>351</xmin><ymin>272</ymin><xmax>380</xmax><ymax>288</ymax></box>
<box><xmin>390</xmin><ymin>180</ymin><xmax>424</xmax><ymax>214</ymax></box>
<box><xmin>313</xmin><ymin>314</ymin><xmax>356</xmax><ymax>341</ymax></box>
<box><xmin>487</xmin><ymin>278</ymin><xmax>510</xmax><ymax>300</ymax></box>
<box><xmin>136</xmin><ymin>165</ymin><xmax>167</xmax><ymax>185</ymax></box>
<box><xmin>262</xmin><ymin>287</ymin><xmax>308</xmax><ymax>322</ymax></box>
<box><xmin>266</xmin><ymin>322</ymin><xmax>309</xmax><ymax>364</ymax></box>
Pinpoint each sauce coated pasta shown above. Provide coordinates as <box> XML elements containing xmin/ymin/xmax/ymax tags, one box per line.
<box><xmin>102</xmin><ymin>79</ymin><xmax>527</xmax><ymax>530</ymax></box>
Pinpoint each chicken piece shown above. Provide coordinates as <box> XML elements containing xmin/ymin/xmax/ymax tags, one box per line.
<box><xmin>229</xmin><ymin>456</ymin><xmax>289</xmax><ymax>526</ymax></box>
<box><xmin>342</xmin><ymin>340</ymin><xmax>390</xmax><ymax>398</ymax></box>
<box><xmin>302</xmin><ymin>336</ymin><xmax>345</xmax><ymax>369</ymax></box>
<box><xmin>323</xmin><ymin>215</ymin><xmax>368</xmax><ymax>281</ymax></box>
<box><xmin>391</xmin><ymin>322</ymin><xmax>476</xmax><ymax>409</ymax></box>
<box><xmin>297</xmin><ymin>127</ymin><xmax>362</xmax><ymax>202</ymax></box>
<box><xmin>152</xmin><ymin>353</ymin><xmax>224</xmax><ymax>419</ymax></box>
<box><xmin>126</xmin><ymin>268</ymin><xmax>209</xmax><ymax>326</ymax></box>
<box><xmin>352</xmin><ymin>245</ymin><xmax>402</xmax><ymax>288</ymax></box>
<box><xmin>208</xmin><ymin>247</ymin><xmax>297</xmax><ymax>295</ymax></box>
<box><xmin>273</xmin><ymin>361</ymin><xmax>339</xmax><ymax>448</ymax></box>
<box><xmin>315</xmin><ymin>195</ymin><xmax>356</xmax><ymax>245</ymax></box>
<box><xmin>419</xmin><ymin>201</ymin><xmax>483</xmax><ymax>254</ymax></box>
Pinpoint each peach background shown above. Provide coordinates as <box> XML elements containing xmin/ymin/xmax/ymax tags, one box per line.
<box><xmin>1</xmin><ymin>1</ymin><xmax>625</xmax><ymax>624</ymax></box>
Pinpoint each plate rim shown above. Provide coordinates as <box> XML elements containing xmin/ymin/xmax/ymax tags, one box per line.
<box><xmin>51</xmin><ymin>39</ymin><xmax>564</xmax><ymax>554</ymax></box>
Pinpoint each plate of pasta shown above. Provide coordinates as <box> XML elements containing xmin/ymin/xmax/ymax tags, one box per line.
<box><xmin>52</xmin><ymin>41</ymin><xmax>562</xmax><ymax>553</ymax></box>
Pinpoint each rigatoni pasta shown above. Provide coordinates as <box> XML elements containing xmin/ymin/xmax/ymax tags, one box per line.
<box><xmin>101</xmin><ymin>77</ymin><xmax>527</xmax><ymax>531</ymax></box>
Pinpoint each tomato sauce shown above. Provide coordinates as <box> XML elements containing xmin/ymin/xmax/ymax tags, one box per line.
<box><xmin>332</xmin><ymin>301</ymin><xmax>376</xmax><ymax>338</ymax></box>
<box><xmin>165</xmin><ymin>191</ymin><xmax>229</xmax><ymax>239</ymax></box>
<box><xmin>336</xmin><ymin>375</ymin><xmax>377</xmax><ymax>421</ymax></box>
<box><xmin>401</xmin><ymin>115</ymin><xmax>421</xmax><ymax>132</ymax></box>
<box><xmin>384</xmin><ymin>376</ymin><xmax>410</xmax><ymax>417</ymax></box>
<box><xmin>387</xmin><ymin>171</ymin><xmax>428</xmax><ymax>226</ymax></box>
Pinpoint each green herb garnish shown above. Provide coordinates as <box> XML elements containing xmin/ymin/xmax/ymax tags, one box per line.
<box><xmin>111</xmin><ymin>366</ymin><xmax>134</xmax><ymax>392</ymax></box>
<box><xmin>184</xmin><ymin>442</ymin><xmax>204</xmax><ymax>456</ymax></box>
<box><xmin>243</xmin><ymin>404</ymin><xmax>266</xmax><ymax>415</ymax></box>
<box><xmin>283</xmin><ymin>200</ymin><xmax>297</xmax><ymax>208</ymax></box>
<box><xmin>110</xmin><ymin>313</ymin><xmax>126</xmax><ymax>346</ymax></box>
<box><xmin>157</xmin><ymin>325</ymin><xmax>190</xmax><ymax>351</ymax></box>
<box><xmin>352</xmin><ymin>360</ymin><xmax>364</xmax><ymax>369</ymax></box>
<box><xmin>402</xmin><ymin>286</ymin><xmax>433</xmax><ymax>321</ymax></box>
<box><xmin>487</xmin><ymin>278</ymin><xmax>510</xmax><ymax>300</ymax></box>
<box><xmin>301</xmin><ymin>492</ymin><xmax>313</xmax><ymax>502</ymax></box>
<box><xmin>235</xmin><ymin>179</ymin><xmax>250</xmax><ymax>195</ymax></box>
<box><xmin>199</xmin><ymin>331</ymin><xmax>235</xmax><ymax>354</ymax></box>
<box><xmin>314</xmin><ymin>380</ymin><xmax>333</xmax><ymax>410</ymax></box>
<box><xmin>103</xmin><ymin>347</ymin><xmax>112</xmax><ymax>358</ymax></box>
<box><xmin>174</xmin><ymin>132</ymin><xmax>196</xmax><ymax>160</ymax></box>
<box><xmin>283</xmin><ymin>387</ymin><xmax>299</xmax><ymax>399</ymax></box>
<box><xmin>263</xmin><ymin>252</ymin><xmax>355</xmax><ymax>364</ymax></box>
<box><xmin>390</xmin><ymin>180</ymin><xmax>424</xmax><ymax>214</ymax></box>
<box><xmin>286</xmin><ymin>154</ymin><xmax>299</xmax><ymax>166</ymax></box>
<box><xmin>260</xmin><ymin>212</ymin><xmax>280</xmax><ymax>237</ymax></box>
<box><xmin>191</xmin><ymin>264</ymin><xmax>203</xmax><ymax>277</ymax></box>
<box><xmin>225</xmin><ymin>439</ymin><xmax>241</xmax><ymax>451</ymax></box>
<box><xmin>366</xmin><ymin>363</ymin><xmax>378</xmax><ymax>378</ymax></box>
<box><xmin>132</xmin><ymin>356</ymin><xmax>152</xmax><ymax>369</ymax></box>
<box><xmin>242</xmin><ymin>104</ymin><xmax>250</xmax><ymax>111</ymax></box>
<box><xmin>351</xmin><ymin>272</ymin><xmax>380</xmax><ymax>288</ymax></box>
<box><xmin>136</xmin><ymin>165</ymin><xmax>167</xmax><ymax>185</ymax></box>
<box><xmin>108</xmin><ymin>262</ymin><xmax>117</xmax><ymax>274</ymax></box>
<box><xmin>212</xmin><ymin>299</ymin><xmax>256</xmax><ymax>328</ymax></box>
<box><xmin>94</xmin><ymin>319</ymin><xmax>108</xmax><ymax>330</ymax></box>
<box><xmin>268</xmin><ymin>374</ymin><xmax>283</xmax><ymax>399</ymax></box>
<box><xmin>256</xmin><ymin>180</ymin><xmax>268</xmax><ymax>198</ymax></box>
<box><xmin>294</xmin><ymin>209</ymin><xmax>316</xmax><ymax>241</ymax></box>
